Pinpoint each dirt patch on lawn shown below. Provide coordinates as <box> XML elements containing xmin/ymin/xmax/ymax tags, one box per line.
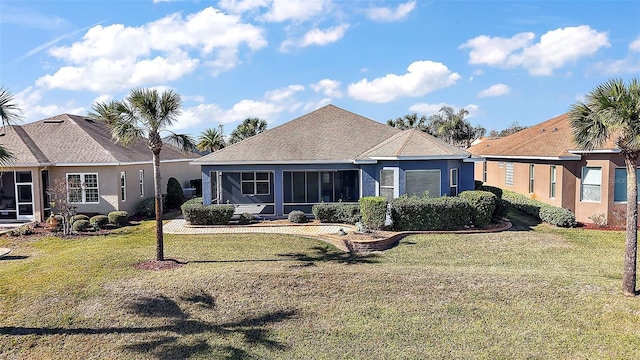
<box><xmin>134</xmin><ymin>259</ymin><xmax>186</xmax><ymax>271</ymax></box>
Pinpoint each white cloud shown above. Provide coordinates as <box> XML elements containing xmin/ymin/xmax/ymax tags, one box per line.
<box><xmin>303</xmin><ymin>98</ymin><xmax>332</xmax><ymax>113</ymax></box>
<box><xmin>265</xmin><ymin>85</ymin><xmax>305</xmax><ymax>102</ymax></box>
<box><xmin>300</xmin><ymin>24</ymin><xmax>349</xmax><ymax>47</ymax></box>
<box><xmin>408</xmin><ymin>102</ymin><xmax>480</xmax><ymax>118</ymax></box>
<box><xmin>477</xmin><ymin>83</ymin><xmax>511</xmax><ymax>98</ymax></box>
<box><xmin>218</xmin><ymin>0</ymin><xmax>269</xmax><ymax>14</ymax></box>
<box><xmin>460</xmin><ymin>25</ymin><xmax>610</xmax><ymax>76</ymax></box>
<box><xmin>36</xmin><ymin>7</ymin><xmax>267</xmax><ymax>93</ymax></box>
<box><xmin>13</xmin><ymin>86</ymin><xmax>86</xmax><ymax>122</ymax></box>
<box><xmin>630</xmin><ymin>37</ymin><xmax>640</xmax><ymax>52</ymax></box>
<box><xmin>592</xmin><ymin>57</ymin><xmax>640</xmax><ymax>75</ymax></box>
<box><xmin>366</xmin><ymin>0</ymin><xmax>416</xmax><ymax>22</ymax></box>
<box><xmin>347</xmin><ymin>60</ymin><xmax>461</xmax><ymax>103</ymax></box>
<box><xmin>310</xmin><ymin>79</ymin><xmax>342</xmax><ymax>98</ymax></box>
<box><xmin>262</xmin><ymin>0</ymin><xmax>331</xmax><ymax>22</ymax></box>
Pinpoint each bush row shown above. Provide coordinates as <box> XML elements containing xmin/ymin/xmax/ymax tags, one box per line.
<box><xmin>47</xmin><ymin>211</ymin><xmax>128</xmax><ymax>232</ymax></box>
<box><xmin>390</xmin><ymin>196</ymin><xmax>473</xmax><ymax>231</ymax></box>
<box><xmin>181</xmin><ymin>204</ymin><xmax>235</xmax><ymax>225</ymax></box>
<box><xmin>502</xmin><ymin>189</ymin><xmax>576</xmax><ymax>227</ymax></box>
<box><xmin>312</xmin><ymin>203</ymin><xmax>361</xmax><ymax>224</ymax></box>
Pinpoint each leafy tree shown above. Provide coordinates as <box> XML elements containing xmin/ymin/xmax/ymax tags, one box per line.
<box><xmin>428</xmin><ymin>106</ymin><xmax>476</xmax><ymax>146</ymax></box>
<box><xmin>197</xmin><ymin>126</ymin><xmax>226</xmax><ymax>153</ymax></box>
<box><xmin>90</xmin><ymin>88</ymin><xmax>196</xmax><ymax>261</ymax></box>
<box><xmin>569</xmin><ymin>77</ymin><xmax>640</xmax><ymax>296</ymax></box>
<box><xmin>0</xmin><ymin>86</ymin><xmax>23</xmax><ymax>166</ymax></box>
<box><xmin>228</xmin><ymin>117</ymin><xmax>267</xmax><ymax>144</ymax></box>
<box><xmin>386</xmin><ymin>113</ymin><xmax>429</xmax><ymax>132</ymax></box>
<box><xmin>497</xmin><ymin>122</ymin><xmax>527</xmax><ymax>137</ymax></box>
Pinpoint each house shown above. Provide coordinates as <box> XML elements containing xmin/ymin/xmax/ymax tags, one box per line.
<box><xmin>467</xmin><ymin>113</ymin><xmax>628</xmax><ymax>225</ymax></box>
<box><xmin>0</xmin><ymin>114</ymin><xmax>199</xmax><ymax>223</ymax></box>
<box><xmin>191</xmin><ymin>104</ymin><xmax>476</xmax><ymax>217</ymax></box>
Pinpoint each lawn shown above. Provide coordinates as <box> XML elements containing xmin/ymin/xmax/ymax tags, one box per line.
<box><xmin>1</xmin><ymin>211</ymin><xmax>639</xmax><ymax>359</ymax></box>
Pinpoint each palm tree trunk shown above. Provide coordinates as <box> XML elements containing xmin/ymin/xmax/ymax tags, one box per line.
<box><xmin>153</xmin><ymin>149</ymin><xmax>164</xmax><ymax>261</ymax></box>
<box><xmin>623</xmin><ymin>154</ymin><xmax>638</xmax><ymax>295</ymax></box>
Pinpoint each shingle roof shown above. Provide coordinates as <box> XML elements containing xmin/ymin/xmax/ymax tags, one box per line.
<box><xmin>467</xmin><ymin>113</ymin><xmax>616</xmax><ymax>159</ymax></box>
<box><xmin>0</xmin><ymin>114</ymin><xmax>196</xmax><ymax>166</ymax></box>
<box><xmin>358</xmin><ymin>128</ymin><xmax>470</xmax><ymax>160</ymax></box>
<box><xmin>194</xmin><ymin>104</ymin><xmax>471</xmax><ymax>164</ymax></box>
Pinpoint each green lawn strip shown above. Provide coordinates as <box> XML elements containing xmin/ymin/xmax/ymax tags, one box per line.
<box><xmin>1</xmin><ymin>215</ymin><xmax>640</xmax><ymax>359</ymax></box>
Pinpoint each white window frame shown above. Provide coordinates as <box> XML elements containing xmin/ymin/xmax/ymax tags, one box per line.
<box><xmin>405</xmin><ymin>169</ymin><xmax>441</xmax><ymax>198</ymax></box>
<box><xmin>581</xmin><ymin>166</ymin><xmax>601</xmax><ymax>202</ymax></box>
<box><xmin>139</xmin><ymin>170</ymin><xmax>144</xmax><ymax>198</ymax></box>
<box><xmin>120</xmin><ymin>171</ymin><xmax>126</xmax><ymax>202</ymax></box>
<box><xmin>482</xmin><ymin>161</ymin><xmax>487</xmax><ymax>183</ymax></box>
<box><xmin>241</xmin><ymin>172</ymin><xmax>271</xmax><ymax>196</ymax></box>
<box><xmin>450</xmin><ymin>168</ymin><xmax>458</xmax><ymax>196</ymax></box>
<box><xmin>529</xmin><ymin>164</ymin><xmax>535</xmax><ymax>194</ymax></box>
<box><xmin>549</xmin><ymin>166</ymin><xmax>557</xmax><ymax>198</ymax></box>
<box><xmin>66</xmin><ymin>173</ymin><xmax>99</xmax><ymax>204</ymax></box>
<box><xmin>505</xmin><ymin>163</ymin><xmax>514</xmax><ymax>186</ymax></box>
<box><xmin>379</xmin><ymin>168</ymin><xmax>398</xmax><ymax>200</ymax></box>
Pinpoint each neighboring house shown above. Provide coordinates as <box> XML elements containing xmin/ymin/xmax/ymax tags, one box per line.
<box><xmin>0</xmin><ymin>114</ymin><xmax>199</xmax><ymax>223</ymax></box>
<box><xmin>192</xmin><ymin>105</ymin><xmax>476</xmax><ymax>217</ymax></box>
<box><xmin>467</xmin><ymin>113</ymin><xmax>627</xmax><ymax>225</ymax></box>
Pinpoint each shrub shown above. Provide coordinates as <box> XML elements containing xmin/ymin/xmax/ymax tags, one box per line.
<box><xmin>288</xmin><ymin>210</ymin><xmax>308</xmax><ymax>223</ymax></box>
<box><xmin>136</xmin><ymin>197</ymin><xmax>156</xmax><ymax>218</ymax></box>
<box><xmin>588</xmin><ymin>213</ymin><xmax>607</xmax><ymax>227</ymax></box>
<box><xmin>502</xmin><ymin>190</ymin><xmax>576</xmax><ymax>227</ymax></box>
<box><xmin>474</xmin><ymin>180</ymin><xmax>483</xmax><ymax>189</ymax></box>
<box><xmin>312</xmin><ymin>203</ymin><xmax>361</xmax><ymax>224</ymax></box>
<box><xmin>493</xmin><ymin>198</ymin><xmax>509</xmax><ymax>222</ymax></box>
<box><xmin>181</xmin><ymin>204</ymin><xmax>235</xmax><ymax>225</ymax></box>
<box><xmin>459</xmin><ymin>190</ymin><xmax>496</xmax><ymax>228</ymax></box>
<box><xmin>190</xmin><ymin>179</ymin><xmax>203</xmax><ymax>197</ymax></box>
<box><xmin>46</xmin><ymin>214</ymin><xmax>64</xmax><ymax>231</ymax></box>
<box><xmin>182</xmin><ymin>197</ymin><xmax>203</xmax><ymax>206</ymax></box>
<box><xmin>70</xmin><ymin>214</ymin><xmax>89</xmax><ymax>224</ymax></box>
<box><xmin>479</xmin><ymin>185</ymin><xmax>503</xmax><ymax>200</ymax></box>
<box><xmin>238</xmin><ymin>212</ymin><xmax>254</xmax><ymax>225</ymax></box>
<box><xmin>108</xmin><ymin>211</ymin><xmax>129</xmax><ymax>227</ymax></box>
<box><xmin>72</xmin><ymin>219</ymin><xmax>91</xmax><ymax>232</ymax></box>
<box><xmin>390</xmin><ymin>196</ymin><xmax>472</xmax><ymax>231</ymax></box>
<box><xmin>89</xmin><ymin>215</ymin><xmax>110</xmax><ymax>229</ymax></box>
<box><xmin>165</xmin><ymin>177</ymin><xmax>185</xmax><ymax>209</ymax></box>
<box><xmin>359</xmin><ymin>196</ymin><xmax>388</xmax><ymax>230</ymax></box>
<box><xmin>9</xmin><ymin>224</ymin><xmax>33</xmax><ymax>236</ymax></box>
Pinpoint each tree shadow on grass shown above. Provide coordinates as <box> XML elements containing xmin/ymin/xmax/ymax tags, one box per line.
<box><xmin>0</xmin><ymin>291</ymin><xmax>295</xmax><ymax>359</ymax></box>
<box><xmin>506</xmin><ymin>209</ymin><xmax>542</xmax><ymax>232</ymax></box>
<box><xmin>278</xmin><ymin>245</ymin><xmax>380</xmax><ymax>267</ymax></box>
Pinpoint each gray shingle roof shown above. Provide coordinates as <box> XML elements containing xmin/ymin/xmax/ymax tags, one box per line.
<box><xmin>194</xmin><ymin>104</ymin><xmax>471</xmax><ymax>164</ymax></box>
<box><xmin>0</xmin><ymin>114</ymin><xmax>197</xmax><ymax>166</ymax></box>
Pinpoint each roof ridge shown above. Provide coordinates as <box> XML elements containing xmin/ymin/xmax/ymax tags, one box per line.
<box><xmin>395</xmin><ymin>129</ymin><xmax>415</xmax><ymax>156</ymax></box>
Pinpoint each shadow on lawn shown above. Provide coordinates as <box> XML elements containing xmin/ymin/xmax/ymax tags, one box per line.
<box><xmin>507</xmin><ymin>209</ymin><xmax>542</xmax><ymax>232</ymax></box>
<box><xmin>278</xmin><ymin>245</ymin><xmax>380</xmax><ymax>267</ymax></box>
<box><xmin>0</xmin><ymin>291</ymin><xmax>295</xmax><ymax>360</ymax></box>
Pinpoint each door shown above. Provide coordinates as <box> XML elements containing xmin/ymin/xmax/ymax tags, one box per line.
<box><xmin>15</xmin><ymin>171</ymin><xmax>34</xmax><ymax>220</ymax></box>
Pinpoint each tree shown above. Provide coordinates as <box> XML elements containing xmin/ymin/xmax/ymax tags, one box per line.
<box><xmin>197</xmin><ymin>126</ymin><xmax>226</xmax><ymax>153</ymax></box>
<box><xmin>228</xmin><ymin>117</ymin><xmax>267</xmax><ymax>144</ymax></box>
<box><xmin>498</xmin><ymin>121</ymin><xmax>527</xmax><ymax>137</ymax></box>
<box><xmin>428</xmin><ymin>106</ymin><xmax>475</xmax><ymax>146</ymax></box>
<box><xmin>386</xmin><ymin>113</ymin><xmax>429</xmax><ymax>132</ymax></box>
<box><xmin>569</xmin><ymin>77</ymin><xmax>640</xmax><ymax>296</ymax></box>
<box><xmin>0</xmin><ymin>86</ymin><xmax>23</xmax><ymax>166</ymax></box>
<box><xmin>90</xmin><ymin>88</ymin><xmax>196</xmax><ymax>261</ymax></box>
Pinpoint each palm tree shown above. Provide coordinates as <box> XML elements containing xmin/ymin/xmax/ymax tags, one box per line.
<box><xmin>386</xmin><ymin>113</ymin><xmax>429</xmax><ymax>132</ymax></box>
<box><xmin>90</xmin><ymin>88</ymin><xmax>196</xmax><ymax>261</ymax></box>
<box><xmin>197</xmin><ymin>127</ymin><xmax>226</xmax><ymax>153</ymax></box>
<box><xmin>0</xmin><ymin>86</ymin><xmax>23</xmax><ymax>166</ymax></box>
<box><xmin>569</xmin><ymin>77</ymin><xmax>640</xmax><ymax>296</ymax></box>
<box><xmin>228</xmin><ymin>117</ymin><xmax>267</xmax><ymax>144</ymax></box>
<box><xmin>428</xmin><ymin>106</ymin><xmax>473</xmax><ymax>146</ymax></box>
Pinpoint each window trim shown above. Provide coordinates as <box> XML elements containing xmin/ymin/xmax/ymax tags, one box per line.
<box><xmin>549</xmin><ymin>166</ymin><xmax>557</xmax><ymax>199</ymax></box>
<box><xmin>505</xmin><ymin>162</ymin><xmax>514</xmax><ymax>187</ymax></box>
<box><xmin>580</xmin><ymin>166</ymin><xmax>602</xmax><ymax>203</ymax></box>
<box><xmin>139</xmin><ymin>170</ymin><xmax>144</xmax><ymax>198</ymax></box>
<box><xmin>529</xmin><ymin>164</ymin><xmax>535</xmax><ymax>194</ymax></box>
<box><xmin>450</xmin><ymin>168</ymin><xmax>458</xmax><ymax>196</ymax></box>
<box><xmin>240</xmin><ymin>172</ymin><xmax>271</xmax><ymax>196</ymax></box>
<box><xmin>66</xmin><ymin>173</ymin><xmax>100</xmax><ymax>204</ymax></box>
<box><xmin>482</xmin><ymin>161</ymin><xmax>487</xmax><ymax>183</ymax></box>
<box><xmin>379</xmin><ymin>168</ymin><xmax>398</xmax><ymax>200</ymax></box>
<box><xmin>405</xmin><ymin>169</ymin><xmax>441</xmax><ymax>198</ymax></box>
<box><xmin>120</xmin><ymin>171</ymin><xmax>126</xmax><ymax>202</ymax></box>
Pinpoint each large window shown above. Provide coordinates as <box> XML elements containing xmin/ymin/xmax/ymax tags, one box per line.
<box><xmin>120</xmin><ymin>172</ymin><xmax>126</xmax><ymax>202</ymax></box>
<box><xmin>67</xmin><ymin>173</ymin><xmax>99</xmax><ymax>204</ymax></box>
<box><xmin>581</xmin><ymin>167</ymin><xmax>601</xmax><ymax>202</ymax></box>
<box><xmin>529</xmin><ymin>164</ymin><xmax>535</xmax><ymax>193</ymax></box>
<box><xmin>241</xmin><ymin>172</ymin><xmax>270</xmax><ymax>196</ymax></box>
<box><xmin>449</xmin><ymin>168</ymin><xmax>458</xmax><ymax>196</ymax></box>
<box><xmin>380</xmin><ymin>169</ymin><xmax>395</xmax><ymax>200</ymax></box>
<box><xmin>549</xmin><ymin>166</ymin><xmax>557</xmax><ymax>198</ymax></box>
<box><xmin>505</xmin><ymin>163</ymin><xmax>514</xmax><ymax>186</ymax></box>
<box><xmin>614</xmin><ymin>168</ymin><xmax>640</xmax><ymax>202</ymax></box>
<box><xmin>406</xmin><ymin>170</ymin><xmax>441</xmax><ymax>198</ymax></box>
<box><xmin>284</xmin><ymin>170</ymin><xmax>358</xmax><ymax>203</ymax></box>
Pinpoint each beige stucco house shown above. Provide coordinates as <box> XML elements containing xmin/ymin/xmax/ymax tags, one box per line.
<box><xmin>0</xmin><ymin>114</ymin><xmax>199</xmax><ymax>223</ymax></box>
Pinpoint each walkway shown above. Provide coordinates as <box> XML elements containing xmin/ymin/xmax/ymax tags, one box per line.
<box><xmin>163</xmin><ymin>219</ymin><xmax>352</xmax><ymax>236</ymax></box>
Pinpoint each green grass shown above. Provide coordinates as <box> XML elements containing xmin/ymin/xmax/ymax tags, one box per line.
<box><xmin>1</xmin><ymin>211</ymin><xmax>639</xmax><ymax>359</ymax></box>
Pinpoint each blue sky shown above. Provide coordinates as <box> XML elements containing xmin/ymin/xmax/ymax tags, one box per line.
<box><xmin>1</xmin><ymin>0</ymin><xmax>638</xmax><ymax>138</ymax></box>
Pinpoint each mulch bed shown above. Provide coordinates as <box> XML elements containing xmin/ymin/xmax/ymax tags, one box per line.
<box><xmin>134</xmin><ymin>258</ymin><xmax>186</xmax><ymax>271</ymax></box>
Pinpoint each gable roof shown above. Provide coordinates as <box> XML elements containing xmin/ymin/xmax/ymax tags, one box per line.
<box><xmin>358</xmin><ymin>128</ymin><xmax>470</xmax><ymax>160</ymax></box>
<box><xmin>194</xmin><ymin>104</ymin><xmax>471</xmax><ymax>165</ymax></box>
<box><xmin>467</xmin><ymin>113</ymin><xmax>617</xmax><ymax>160</ymax></box>
<box><xmin>1</xmin><ymin>114</ymin><xmax>197</xmax><ymax>167</ymax></box>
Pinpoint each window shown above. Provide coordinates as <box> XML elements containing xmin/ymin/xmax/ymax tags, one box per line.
<box><xmin>120</xmin><ymin>172</ymin><xmax>126</xmax><ymax>202</ymax></box>
<box><xmin>482</xmin><ymin>162</ymin><xmax>487</xmax><ymax>183</ymax></box>
<box><xmin>380</xmin><ymin>169</ymin><xmax>396</xmax><ymax>200</ymax></box>
<box><xmin>283</xmin><ymin>170</ymin><xmax>358</xmax><ymax>203</ymax></box>
<box><xmin>450</xmin><ymin>168</ymin><xmax>458</xmax><ymax>196</ymax></box>
<box><xmin>613</xmin><ymin>168</ymin><xmax>640</xmax><ymax>202</ymax></box>
<box><xmin>139</xmin><ymin>170</ymin><xmax>144</xmax><ymax>197</ymax></box>
<box><xmin>581</xmin><ymin>167</ymin><xmax>601</xmax><ymax>202</ymax></box>
<box><xmin>241</xmin><ymin>172</ymin><xmax>270</xmax><ymax>195</ymax></box>
<box><xmin>529</xmin><ymin>164</ymin><xmax>535</xmax><ymax>193</ymax></box>
<box><xmin>406</xmin><ymin>170</ymin><xmax>441</xmax><ymax>198</ymax></box>
<box><xmin>67</xmin><ymin>173</ymin><xmax>99</xmax><ymax>204</ymax></box>
<box><xmin>549</xmin><ymin>166</ymin><xmax>557</xmax><ymax>198</ymax></box>
<box><xmin>505</xmin><ymin>163</ymin><xmax>514</xmax><ymax>186</ymax></box>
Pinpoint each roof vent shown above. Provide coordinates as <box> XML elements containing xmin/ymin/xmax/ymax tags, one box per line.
<box><xmin>541</xmin><ymin>128</ymin><xmax>545</xmax><ymax>132</ymax></box>
<box><xmin>43</xmin><ymin>119</ymin><xmax>64</xmax><ymax>124</ymax></box>
<box><xmin>552</xmin><ymin>127</ymin><xmax>558</xmax><ymax>132</ymax></box>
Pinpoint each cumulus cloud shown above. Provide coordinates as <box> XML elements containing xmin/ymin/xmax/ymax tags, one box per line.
<box><xmin>460</xmin><ymin>25</ymin><xmax>610</xmax><ymax>75</ymax></box>
<box><xmin>366</xmin><ymin>0</ymin><xmax>416</xmax><ymax>22</ymax></box>
<box><xmin>36</xmin><ymin>7</ymin><xmax>267</xmax><ymax>93</ymax></box>
<box><xmin>310</xmin><ymin>79</ymin><xmax>343</xmax><ymax>98</ymax></box>
<box><xmin>280</xmin><ymin>24</ymin><xmax>349</xmax><ymax>51</ymax></box>
<box><xmin>409</xmin><ymin>102</ymin><xmax>480</xmax><ymax>118</ymax></box>
<box><xmin>262</xmin><ymin>0</ymin><xmax>331</xmax><ymax>22</ymax></box>
<box><xmin>477</xmin><ymin>83</ymin><xmax>511</xmax><ymax>98</ymax></box>
<box><xmin>347</xmin><ymin>60</ymin><xmax>461</xmax><ymax>103</ymax></box>
<box><xmin>13</xmin><ymin>87</ymin><xmax>86</xmax><ymax>122</ymax></box>
<box><xmin>218</xmin><ymin>0</ymin><xmax>269</xmax><ymax>14</ymax></box>
<box><xmin>630</xmin><ymin>37</ymin><xmax>640</xmax><ymax>52</ymax></box>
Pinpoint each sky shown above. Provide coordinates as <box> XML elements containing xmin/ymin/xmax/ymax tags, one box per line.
<box><xmin>1</xmin><ymin>0</ymin><xmax>639</xmax><ymax>139</ymax></box>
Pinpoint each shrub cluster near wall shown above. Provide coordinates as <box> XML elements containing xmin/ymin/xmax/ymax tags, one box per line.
<box><xmin>502</xmin><ymin>189</ymin><xmax>576</xmax><ymax>227</ymax></box>
<box><xmin>312</xmin><ymin>203</ymin><xmax>361</xmax><ymax>224</ymax></box>
<box><xmin>390</xmin><ymin>196</ymin><xmax>473</xmax><ymax>231</ymax></box>
<box><xmin>459</xmin><ymin>190</ymin><xmax>496</xmax><ymax>228</ymax></box>
<box><xmin>181</xmin><ymin>204</ymin><xmax>235</xmax><ymax>225</ymax></box>
<box><xmin>359</xmin><ymin>197</ymin><xmax>388</xmax><ymax>230</ymax></box>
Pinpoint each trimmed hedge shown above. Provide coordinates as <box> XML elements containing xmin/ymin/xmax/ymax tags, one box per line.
<box><xmin>72</xmin><ymin>219</ymin><xmax>91</xmax><ymax>232</ymax></box>
<box><xmin>108</xmin><ymin>211</ymin><xmax>129</xmax><ymax>227</ymax></box>
<box><xmin>312</xmin><ymin>203</ymin><xmax>361</xmax><ymax>224</ymax></box>
<box><xmin>459</xmin><ymin>190</ymin><xmax>497</xmax><ymax>228</ymax></box>
<box><xmin>136</xmin><ymin>197</ymin><xmax>156</xmax><ymax>218</ymax></box>
<box><xmin>288</xmin><ymin>210</ymin><xmax>308</xmax><ymax>223</ymax></box>
<box><xmin>70</xmin><ymin>214</ymin><xmax>89</xmax><ymax>224</ymax></box>
<box><xmin>238</xmin><ymin>212</ymin><xmax>254</xmax><ymax>225</ymax></box>
<box><xmin>89</xmin><ymin>215</ymin><xmax>110</xmax><ymax>229</ymax></box>
<box><xmin>181</xmin><ymin>204</ymin><xmax>235</xmax><ymax>225</ymax></box>
<box><xmin>390</xmin><ymin>196</ymin><xmax>472</xmax><ymax>231</ymax></box>
<box><xmin>183</xmin><ymin>197</ymin><xmax>204</xmax><ymax>206</ymax></box>
<box><xmin>359</xmin><ymin>196</ymin><xmax>388</xmax><ymax>230</ymax></box>
<box><xmin>479</xmin><ymin>185</ymin><xmax>503</xmax><ymax>200</ymax></box>
<box><xmin>502</xmin><ymin>190</ymin><xmax>576</xmax><ymax>227</ymax></box>
<box><xmin>165</xmin><ymin>177</ymin><xmax>185</xmax><ymax>209</ymax></box>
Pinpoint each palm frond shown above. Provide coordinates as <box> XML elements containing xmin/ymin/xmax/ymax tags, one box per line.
<box><xmin>110</xmin><ymin>120</ymin><xmax>145</xmax><ymax>146</ymax></box>
<box><xmin>0</xmin><ymin>145</ymin><xmax>15</xmax><ymax>168</ymax></box>
<box><xmin>0</xmin><ymin>86</ymin><xmax>23</xmax><ymax>126</ymax></box>
<box><xmin>165</xmin><ymin>132</ymin><xmax>197</xmax><ymax>154</ymax></box>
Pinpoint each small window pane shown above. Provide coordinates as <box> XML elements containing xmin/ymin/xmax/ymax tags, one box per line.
<box><xmin>256</xmin><ymin>182</ymin><xmax>270</xmax><ymax>195</ymax></box>
<box><xmin>380</xmin><ymin>187</ymin><xmax>395</xmax><ymax>201</ymax></box>
<box><xmin>256</xmin><ymin>172</ymin><xmax>269</xmax><ymax>181</ymax></box>
<box><xmin>241</xmin><ymin>173</ymin><xmax>254</xmax><ymax>181</ymax></box>
<box><xmin>381</xmin><ymin>170</ymin><xmax>394</xmax><ymax>187</ymax></box>
<box><xmin>16</xmin><ymin>171</ymin><xmax>32</xmax><ymax>183</ymax></box>
<box><xmin>241</xmin><ymin>182</ymin><xmax>254</xmax><ymax>195</ymax></box>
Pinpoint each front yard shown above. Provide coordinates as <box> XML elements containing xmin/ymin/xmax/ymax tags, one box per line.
<box><xmin>1</xmin><ymin>211</ymin><xmax>639</xmax><ymax>359</ymax></box>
